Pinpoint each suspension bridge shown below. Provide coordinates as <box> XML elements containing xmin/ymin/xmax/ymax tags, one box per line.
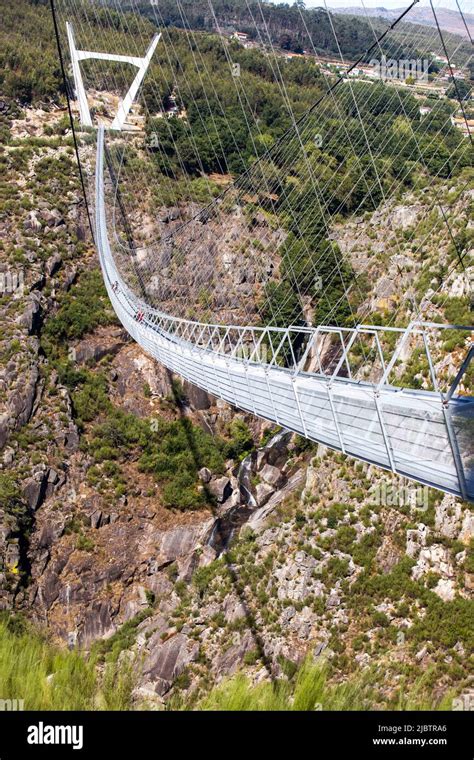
<box><xmin>57</xmin><ymin>1</ymin><xmax>473</xmax><ymax>502</ymax></box>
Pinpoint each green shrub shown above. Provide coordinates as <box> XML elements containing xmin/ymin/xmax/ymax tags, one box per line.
<box><xmin>225</xmin><ymin>419</ymin><xmax>254</xmax><ymax>460</ymax></box>
<box><xmin>43</xmin><ymin>269</ymin><xmax>116</xmax><ymax>343</ymax></box>
<box><xmin>0</xmin><ymin>473</ymin><xmax>23</xmax><ymax>517</ymax></box>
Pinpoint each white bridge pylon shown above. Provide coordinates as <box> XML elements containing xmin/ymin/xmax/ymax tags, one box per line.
<box><xmin>94</xmin><ymin>127</ymin><xmax>474</xmax><ymax>503</ymax></box>
<box><xmin>66</xmin><ymin>21</ymin><xmax>160</xmax><ymax>130</ymax></box>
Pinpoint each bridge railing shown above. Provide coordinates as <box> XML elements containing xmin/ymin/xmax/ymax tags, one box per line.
<box><xmin>123</xmin><ymin>293</ymin><xmax>473</xmax><ymax>399</ymax></box>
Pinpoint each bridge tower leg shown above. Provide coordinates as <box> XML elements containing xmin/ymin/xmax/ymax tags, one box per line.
<box><xmin>66</xmin><ymin>21</ymin><xmax>92</xmax><ymax>127</ymax></box>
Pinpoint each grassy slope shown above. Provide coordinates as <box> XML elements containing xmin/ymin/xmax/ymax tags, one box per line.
<box><xmin>0</xmin><ymin>615</ymin><xmax>133</xmax><ymax>710</ymax></box>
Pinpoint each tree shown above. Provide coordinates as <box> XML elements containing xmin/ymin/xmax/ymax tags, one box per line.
<box><xmin>279</xmin><ymin>33</ymin><xmax>293</xmax><ymax>51</ymax></box>
<box><xmin>446</xmin><ymin>78</ymin><xmax>472</xmax><ymax>102</ymax></box>
<box><xmin>262</xmin><ymin>280</ymin><xmax>303</xmax><ymax>328</ymax></box>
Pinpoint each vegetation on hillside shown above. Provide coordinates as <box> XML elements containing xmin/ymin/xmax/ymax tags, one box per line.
<box><xmin>40</xmin><ymin>266</ymin><xmax>251</xmax><ymax>509</ymax></box>
<box><xmin>0</xmin><ymin>0</ymin><xmax>61</xmax><ymax>104</ymax></box>
<box><xmin>43</xmin><ymin>269</ymin><xmax>117</xmax><ymax>342</ymax></box>
<box><xmin>129</xmin><ymin>0</ymin><xmax>468</xmax><ymax>63</ymax></box>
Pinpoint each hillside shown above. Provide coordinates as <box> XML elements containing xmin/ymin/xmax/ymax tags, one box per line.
<box><xmin>0</xmin><ymin>0</ymin><xmax>472</xmax><ymax>712</ymax></box>
<box><xmin>332</xmin><ymin>5</ymin><xmax>474</xmax><ymax>41</ymax></box>
<box><xmin>126</xmin><ymin>0</ymin><xmax>470</xmax><ymax>61</ymax></box>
